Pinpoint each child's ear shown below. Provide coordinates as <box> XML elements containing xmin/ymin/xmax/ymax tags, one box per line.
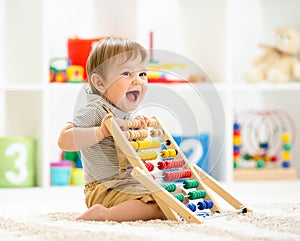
<box><xmin>91</xmin><ymin>74</ymin><xmax>106</xmax><ymax>93</ymax></box>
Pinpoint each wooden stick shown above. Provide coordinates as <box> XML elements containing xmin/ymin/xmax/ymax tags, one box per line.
<box><xmin>192</xmin><ymin>164</ymin><xmax>251</xmax><ymax>212</ymax></box>
<box><xmin>104</xmin><ymin>118</ymin><xmax>148</xmax><ymax>172</ymax></box>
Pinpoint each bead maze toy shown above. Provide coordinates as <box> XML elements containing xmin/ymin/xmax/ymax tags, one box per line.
<box><xmin>104</xmin><ymin>116</ymin><xmax>250</xmax><ymax>223</ymax></box>
<box><xmin>233</xmin><ymin>109</ymin><xmax>297</xmax><ymax>180</ymax></box>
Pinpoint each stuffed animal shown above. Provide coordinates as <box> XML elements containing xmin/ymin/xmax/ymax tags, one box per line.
<box><xmin>245</xmin><ymin>27</ymin><xmax>300</xmax><ymax>83</ymax></box>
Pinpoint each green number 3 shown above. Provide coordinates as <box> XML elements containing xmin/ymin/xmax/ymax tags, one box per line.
<box><xmin>5</xmin><ymin>143</ymin><xmax>28</xmax><ymax>184</ymax></box>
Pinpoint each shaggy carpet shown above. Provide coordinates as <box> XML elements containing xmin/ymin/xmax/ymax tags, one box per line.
<box><xmin>0</xmin><ymin>202</ymin><xmax>299</xmax><ymax>241</ymax></box>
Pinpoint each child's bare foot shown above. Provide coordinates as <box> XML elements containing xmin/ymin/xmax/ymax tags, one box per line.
<box><xmin>75</xmin><ymin>204</ymin><xmax>109</xmax><ymax>221</ymax></box>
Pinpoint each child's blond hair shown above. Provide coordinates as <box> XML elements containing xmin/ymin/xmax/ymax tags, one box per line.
<box><xmin>86</xmin><ymin>37</ymin><xmax>148</xmax><ymax>94</ymax></box>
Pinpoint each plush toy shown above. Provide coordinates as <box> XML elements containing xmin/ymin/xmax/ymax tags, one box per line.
<box><xmin>245</xmin><ymin>27</ymin><xmax>300</xmax><ymax>83</ymax></box>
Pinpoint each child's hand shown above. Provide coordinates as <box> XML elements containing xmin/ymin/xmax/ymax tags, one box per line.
<box><xmin>134</xmin><ymin>115</ymin><xmax>149</xmax><ymax>130</ymax></box>
<box><xmin>114</xmin><ymin>117</ymin><xmax>126</xmax><ymax>131</ymax></box>
<box><xmin>96</xmin><ymin>115</ymin><xmax>126</xmax><ymax>142</ymax></box>
<box><xmin>96</xmin><ymin>114</ymin><xmax>113</xmax><ymax>141</ymax></box>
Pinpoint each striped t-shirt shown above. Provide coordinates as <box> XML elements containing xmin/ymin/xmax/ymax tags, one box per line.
<box><xmin>72</xmin><ymin>90</ymin><xmax>132</xmax><ymax>185</ymax></box>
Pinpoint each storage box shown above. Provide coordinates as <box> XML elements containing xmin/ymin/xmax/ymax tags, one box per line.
<box><xmin>70</xmin><ymin>168</ymin><xmax>84</xmax><ymax>186</ymax></box>
<box><xmin>50</xmin><ymin>161</ymin><xmax>73</xmax><ymax>186</ymax></box>
<box><xmin>0</xmin><ymin>137</ymin><xmax>36</xmax><ymax>187</ymax></box>
<box><xmin>67</xmin><ymin>37</ymin><xmax>103</xmax><ymax>80</ymax></box>
<box><xmin>173</xmin><ymin>133</ymin><xmax>209</xmax><ymax>173</ymax></box>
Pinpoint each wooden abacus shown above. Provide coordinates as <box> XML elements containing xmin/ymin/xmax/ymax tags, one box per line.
<box><xmin>105</xmin><ymin>116</ymin><xmax>251</xmax><ymax>223</ymax></box>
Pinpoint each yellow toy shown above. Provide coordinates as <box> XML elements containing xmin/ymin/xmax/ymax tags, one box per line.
<box><xmin>245</xmin><ymin>27</ymin><xmax>300</xmax><ymax>83</ymax></box>
<box><xmin>66</xmin><ymin>65</ymin><xmax>84</xmax><ymax>83</ymax></box>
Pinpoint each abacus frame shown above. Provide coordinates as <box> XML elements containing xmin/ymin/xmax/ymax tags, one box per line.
<box><xmin>105</xmin><ymin>116</ymin><xmax>251</xmax><ymax>224</ymax></box>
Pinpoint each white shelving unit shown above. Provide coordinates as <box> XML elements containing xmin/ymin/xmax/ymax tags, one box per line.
<box><xmin>0</xmin><ymin>0</ymin><xmax>299</xmax><ymax>187</ymax></box>
<box><xmin>228</xmin><ymin>0</ymin><xmax>300</xmax><ymax>178</ymax></box>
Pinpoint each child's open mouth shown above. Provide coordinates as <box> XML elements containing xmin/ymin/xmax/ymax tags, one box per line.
<box><xmin>126</xmin><ymin>90</ymin><xmax>140</xmax><ymax>102</ymax></box>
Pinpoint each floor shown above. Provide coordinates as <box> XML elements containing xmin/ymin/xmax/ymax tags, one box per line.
<box><xmin>0</xmin><ymin>180</ymin><xmax>299</xmax><ymax>217</ymax></box>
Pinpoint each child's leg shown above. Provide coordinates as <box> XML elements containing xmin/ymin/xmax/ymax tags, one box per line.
<box><xmin>75</xmin><ymin>199</ymin><xmax>166</xmax><ymax>222</ymax></box>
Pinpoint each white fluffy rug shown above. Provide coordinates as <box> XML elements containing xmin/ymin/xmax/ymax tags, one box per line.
<box><xmin>1</xmin><ymin>181</ymin><xmax>299</xmax><ymax>241</ymax></box>
<box><xmin>0</xmin><ymin>202</ymin><xmax>299</xmax><ymax>241</ymax></box>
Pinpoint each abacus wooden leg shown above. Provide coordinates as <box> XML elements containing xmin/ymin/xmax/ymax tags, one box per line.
<box><xmin>196</xmin><ymin>180</ymin><xmax>223</xmax><ymax>213</ymax></box>
<box><xmin>152</xmin><ymin>196</ymin><xmax>180</xmax><ymax>221</ymax></box>
<box><xmin>192</xmin><ymin>164</ymin><xmax>251</xmax><ymax>213</ymax></box>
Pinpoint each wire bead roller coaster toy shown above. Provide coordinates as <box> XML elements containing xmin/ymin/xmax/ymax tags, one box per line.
<box><xmin>105</xmin><ymin>116</ymin><xmax>251</xmax><ymax>223</ymax></box>
<box><xmin>233</xmin><ymin>109</ymin><xmax>296</xmax><ymax>169</ymax></box>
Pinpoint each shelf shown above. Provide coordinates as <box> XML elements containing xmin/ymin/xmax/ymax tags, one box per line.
<box><xmin>233</xmin><ymin>82</ymin><xmax>300</xmax><ymax>92</ymax></box>
<box><xmin>1</xmin><ymin>0</ymin><xmax>299</xmax><ymax>187</ymax></box>
<box><xmin>0</xmin><ymin>83</ymin><xmax>44</xmax><ymax>91</ymax></box>
<box><xmin>47</xmin><ymin>82</ymin><xmax>85</xmax><ymax>92</ymax></box>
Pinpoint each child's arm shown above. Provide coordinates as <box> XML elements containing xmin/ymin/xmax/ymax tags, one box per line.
<box><xmin>57</xmin><ymin>114</ymin><xmax>118</xmax><ymax>151</ymax></box>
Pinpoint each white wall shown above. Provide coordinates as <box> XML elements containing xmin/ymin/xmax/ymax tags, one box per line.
<box><xmin>44</xmin><ymin>0</ymin><xmax>94</xmax><ymax>59</ymax></box>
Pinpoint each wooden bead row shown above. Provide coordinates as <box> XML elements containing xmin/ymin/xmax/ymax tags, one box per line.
<box><xmin>137</xmin><ymin>151</ymin><xmax>158</xmax><ymax>161</ymax></box>
<box><xmin>150</xmin><ymin>128</ymin><xmax>164</xmax><ymax>137</ymax></box>
<box><xmin>123</xmin><ymin>129</ymin><xmax>148</xmax><ymax>140</ymax></box>
<box><xmin>144</xmin><ymin>159</ymin><xmax>185</xmax><ymax>172</ymax></box>
<box><xmin>124</xmin><ymin>118</ymin><xmax>159</xmax><ymax>129</ymax></box>
<box><xmin>161</xmin><ymin>149</ymin><xmax>177</xmax><ymax>158</ymax></box>
<box><xmin>163</xmin><ymin>169</ymin><xmax>192</xmax><ymax>181</ymax></box>
<box><xmin>130</xmin><ymin>140</ymin><xmax>161</xmax><ymax>150</ymax></box>
<box><xmin>125</xmin><ymin>119</ymin><xmax>142</xmax><ymax>129</ymax></box>
<box><xmin>147</xmin><ymin>119</ymin><xmax>158</xmax><ymax>127</ymax></box>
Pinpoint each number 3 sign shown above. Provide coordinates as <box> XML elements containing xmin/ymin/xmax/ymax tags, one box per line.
<box><xmin>0</xmin><ymin>137</ymin><xmax>36</xmax><ymax>187</ymax></box>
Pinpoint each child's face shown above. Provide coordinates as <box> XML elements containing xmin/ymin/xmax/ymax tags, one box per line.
<box><xmin>103</xmin><ymin>56</ymin><xmax>148</xmax><ymax>112</ymax></box>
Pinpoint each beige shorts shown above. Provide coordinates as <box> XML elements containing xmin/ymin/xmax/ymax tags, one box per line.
<box><xmin>84</xmin><ymin>178</ymin><xmax>155</xmax><ymax>208</ymax></box>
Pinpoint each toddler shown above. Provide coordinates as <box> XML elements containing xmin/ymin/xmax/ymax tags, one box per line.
<box><xmin>58</xmin><ymin>37</ymin><xmax>165</xmax><ymax>222</ymax></box>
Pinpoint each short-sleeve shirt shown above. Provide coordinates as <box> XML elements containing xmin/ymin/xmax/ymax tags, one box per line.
<box><xmin>73</xmin><ymin>90</ymin><xmax>131</xmax><ymax>185</ymax></box>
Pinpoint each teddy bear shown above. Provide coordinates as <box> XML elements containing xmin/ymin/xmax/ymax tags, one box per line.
<box><xmin>245</xmin><ymin>27</ymin><xmax>300</xmax><ymax>83</ymax></box>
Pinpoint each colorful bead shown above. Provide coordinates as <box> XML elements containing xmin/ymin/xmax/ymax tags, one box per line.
<box><xmin>259</xmin><ymin>142</ymin><xmax>269</xmax><ymax>149</ymax></box>
<box><xmin>162</xmin><ymin>183</ymin><xmax>177</xmax><ymax>192</ymax></box>
<box><xmin>282</xmin><ymin>151</ymin><xmax>291</xmax><ymax>161</ymax></box>
<box><xmin>163</xmin><ymin>169</ymin><xmax>192</xmax><ymax>181</ymax></box>
<box><xmin>183</xmin><ymin>179</ymin><xmax>199</xmax><ymax>189</ymax></box>
<box><xmin>130</xmin><ymin>141</ymin><xmax>138</xmax><ymax>150</ymax></box>
<box><xmin>233</xmin><ymin>122</ymin><xmax>240</xmax><ymax>130</ymax></box>
<box><xmin>283</xmin><ymin>143</ymin><xmax>292</xmax><ymax>151</ymax></box>
<box><xmin>197</xmin><ymin>201</ymin><xmax>206</xmax><ymax>210</ymax></box>
<box><xmin>137</xmin><ymin>151</ymin><xmax>158</xmax><ymax>161</ymax></box>
<box><xmin>243</xmin><ymin>153</ymin><xmax>252</xmax><ymax>160</ymax></box>
<box><xmin>282</xmin><ymin>161</ymin><xmax>291</xmax><ymax>168</ymax></box>
<box><xmin>233</xmin><ymin>135</ymin><xmax>241</xmax><ymax>145</ymax></box>
<box><xmin>282</xmin><ymin>132</ymin><xmax>291</xmax><ymax>143</ymax></box>
<box><xmin>160</xmin><ymin>149</ymin><xmax>177</xmax><ymax>158</ymax></box>
<box><xmin>147</xmin><ymin>119</ymin><xmax>158</xmax><ymax>127</ymax></box>
<box><xmin>173</xmin><ymin>193</ymin><xmax>185</xmax><ymax>202</ymax></box>
<box><xmin>256</xmin><ymin>160</ymin><xmax>265</xmax><ymax>168</ymax></box>
<box><xmin>270</xmin><ymin>155</ymin><xmax>278</xmax><ymax>162</ymax></box>
<box><xmin>150</xmin><ymin>128</ymin><xmax>164</xmax><ymax>137</ymax></box>
<box><xmin>188</xmin><ymin>190</ymin><xmax>206</xmax><ymax>200</ymax></box>
<box><xmin>144</xmin><ymin>162</ymin><xmax>154</xmax><ymax>171</ymax></box>
<box><xmin>204</xmin><ymin>200</ymin><xmax>213</xmax><ymax>209</ymax></box>
<box><xmin>186</xmin><ymin>203</ymin><xmax>197</xmax><ymax>212</ymax></box>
